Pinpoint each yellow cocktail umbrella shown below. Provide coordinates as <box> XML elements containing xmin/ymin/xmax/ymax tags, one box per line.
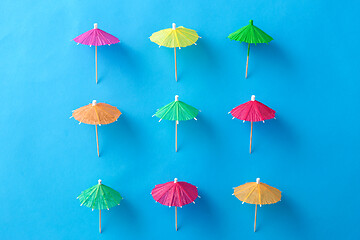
<box><xmin>233</xmin><ymin>178</ymin><xmax>281</xmax><ymax>232</ymax></box>
<box><xmin>150</xmin><ymin>23</ymin><xmax>200</xmax><ymax>81</ymax></box>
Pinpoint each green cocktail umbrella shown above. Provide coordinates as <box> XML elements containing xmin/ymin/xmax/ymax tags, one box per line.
<box><xmin>77</xmin><ymin>179</ymin><xmax>122</xmax><ymax>233</ymax></box>
<box><xmin>228</xmin><ymin>20</ymin><xmax>273</xmax><ymax>78</ymax></box>
<box><xmin>153</xmin><ymin>95</ymin><xmax>199</xmax><ymax>152</ymax></box>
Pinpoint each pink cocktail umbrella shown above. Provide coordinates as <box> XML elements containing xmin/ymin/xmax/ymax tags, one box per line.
<box><xmin>229</xmin><ymin>95</ymin><xmax>276</xmax><ymax>153</ymax></box>
<box><xmin>151</xmin><ymin>178</ymin><xmax>199</xmax><ymax>231</ymax></box>
<box><xmin>73</xmin><ymin>23</ymin><xmax>120</xmax><ymax>84</ymax></box>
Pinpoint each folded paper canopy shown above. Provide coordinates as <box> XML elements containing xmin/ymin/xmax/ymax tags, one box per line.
<box><xmin>233</xmin><ymin>178</ymin><xmax>281</xmax><ymax>205</ymax></box>
<box><xmin>228</xmin><ymin>20</ymin><xmax>273</xmax><ymax>44</ymax></box>
<box><xmin>155</xmin><ymin>95</ymin><xmax>199</xmax><ymax>122</ymax></box>
<box><xmin>71</xmin><ymin>100</ymin><xmax>121</xmax><ymax>157</ymax></box>
<box><xmin>73</xmin><ymin>23</ymin><xmax>120</xmax><ymax>46</ymax></box>
<box><xmin>151</xmin><ymin>178</ymin><xmax>199</xmax><ymax>230</ymax></box>
<box><xmin>78</xmin><ymin>179</ymin><xmax>122</xmax><ymax>233</ymax></box>
<box><xmin>72</xmin><ymin>100</ymin><xmax>121</xmax><ymax>125</ymax></box>
<box><xmin>230</xmin><ymin>95</ymin><xmax>275</xmax><ymax>122</ymax></box>
<box><xmin>78</xmin><ymin>179</ymin><xmax>123</xmax><ymax>210</ymax></box>
<box><xmin>229</xmin><ymin>95</ymin><xmax>275</xmax><ymax>153</ymax></box>
<box><xmin>151</xmin><ymin>178</ymin><xmax>198</xmax><ymax>207</ymax></box>
<box><xmin>73</xmin><ymin>23</ymin><xmax>120</xmax><ymax>83</ymax></box>
<box><xmin>150</xmin><ymin>23</ymin><xmax>199</xmax><ymax>48</ymax></box>
<box><xmin>233</xmin><ymin>178</ymin><xmax>281</xmax><ymax>232</ymax></box>
<box><xmin>150</xmin><ymin>23</ymin><xmax>200</xmax><ymax>81</ymax></box>
<box><xmin>228</xmin><ymin>20</ymin><xmax>273</xmax><ymax>78</ymax></box>
<box><xmin>154</xmin><ymin>95</ymin><xmax>199</xmax><ymax>152</ymax></box>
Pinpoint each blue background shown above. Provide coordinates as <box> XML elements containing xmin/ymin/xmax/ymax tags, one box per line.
<box><xmin>0</xmin><ymin>0</ymin><xmax>359</xmax><ymax>239</ymax></box>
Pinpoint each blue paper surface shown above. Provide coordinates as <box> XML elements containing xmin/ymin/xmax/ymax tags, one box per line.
<box><xmin>0</xmin><ymin>0</ymin><xmax>359</xmax><ymax>239</ymax></box>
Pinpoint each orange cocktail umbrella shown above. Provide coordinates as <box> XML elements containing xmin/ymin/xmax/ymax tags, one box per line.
<box><xmin>71</xmin><ymin>100</ymin><xmax>121</xmax><ymax>157</ymax></box>
<box><xmin>233</xmin><ymin>178</ymin><xmax>281</xmax><ymax>232</ymax></box>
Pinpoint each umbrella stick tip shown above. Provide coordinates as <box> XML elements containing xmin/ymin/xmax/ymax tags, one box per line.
<box><xmin>94</xmin><ymin>23</ymin><xmax>98</xmax><ymax>29</ymax></box>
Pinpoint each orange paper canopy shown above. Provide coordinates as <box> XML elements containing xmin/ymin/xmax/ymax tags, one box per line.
<box><xmin>72</xmin><ymin>100</ymin><xmax>121</xmax><ymax>125</ymax></box>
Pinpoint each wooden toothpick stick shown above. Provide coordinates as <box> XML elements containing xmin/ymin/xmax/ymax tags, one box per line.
<box><xmin>246</xmin><ymin>43</ymin><xmax>250</xmax><ymax>78</ymax></box>
<box><xmin>250</xmin><ymin>121</ymin><xmax>253</xmax><ymax>154</ymax></box>
<box><xmin>99</xmin><ymin>209</ymin><xmax>102</xmax><ymax>233</ymax></box>
<box><xmin>175</xmin><ymin>206</ymin><xmax>178</xmax><ymax>231</ymax></box>
<box><xmin>174</xmin><ymin>47</ymin><xmax>177</xmax><ymax>81</ymax></box>
<box><xmin>254</xmin><ymin>204</ymin><xmax>257</xmax><ymax>232</ymax></box>
<box><xmin>175</xmin><ymin>121</ymin><xmax>178</xmax><ymax>152</ymax></box>
<box><xmin>95</xmin><ymin>125</ymin><xmax>99</xmax><ymax>157</ymax></box>
<box><xmin>95</xmin><ymin>46</ymin><xmax>98</xmax><ymax>84</ymax></box>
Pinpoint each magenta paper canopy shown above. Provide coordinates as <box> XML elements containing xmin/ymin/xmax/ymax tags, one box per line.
<box><xmin>73</xmin><ymin>24</ymin><xmax>120</xmax><ymax>46</ymax></box>
<box><xmin>151</xmin><ymin>179</ymin><xmax>198</xmax><ymax>207</ymax></box>
<box><xmin>230</xmin><ymin>95</ymin><xmax>275</xmax><ymax>122</ymax></box>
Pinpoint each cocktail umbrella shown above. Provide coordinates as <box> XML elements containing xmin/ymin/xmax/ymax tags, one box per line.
<box><xmin>153</xmin><ymin>95</ymin><xmax>199</xmax><ymax>152</ymax></box>
<box><xmin>228</xmin><ymin>20</ymin><xmax>273</xmax><ymax>78</ymax></box>
<box><xmin>151</xmin><ymin>178</ymin><xmax>199</xmax><ymax>231</ymax></box>
<box><xmin>73</xmin><ymin>23</ymin><xmax>120</xmax><ymax>84</ymax></box>
<box><xmin>150</xmin><ymin>23</ymin><xmax>200</xmax><ymax>81</ymax></box>
<box><xmin>229</xmin><ymin>95</ymin><xmax>275</xmax><ymax>154</ymax></box>
<box><xmin>77</xmin><ymin>179</ymin><xmax>122</xmax><ymax>233</ymax></box>
<box><xmin>233</xmin><ymin>178</ymin><xmax>281</xmax><ymax>232</ymax></box>
<box><xmin>71</xmin><ymin>100</ymin><xmax>121</xmax><ymax>157</ymax></box>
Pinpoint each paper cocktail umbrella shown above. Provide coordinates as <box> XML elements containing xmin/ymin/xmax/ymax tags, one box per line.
<box><xmin>233</xmin><ymin>178</ymin><xmax>281</xmax><ymax>232</ymax></box>
<box><xmin>228</xmin><ymin>20</ymin><xmax>273</xmax><ymax>78</ymax></box>
<box><xmin>151</xmin><ymin>178</ymin><xmax>199</xmax><ymax>231</ymax></box>
<box><xmin>229</xmin><ymin>95</ymin><xmax>275</xmax><ymax>153</ymax></box>
<box><xmin>77</xmin><ymin>179</ymin><xmax>122</xmax><ymax>233</ymax></box>
<box><xmin>150</xmin><ymin>23</ymin><xmax>200</xmax><ymax>81</ymax></box>
<box><xmin>153</xmin><ymin>95</ymin><xmax>199</xmax><ymax>152</ymax></box>
<box><xmin>73</xmin><ymin>23</ymin><xmax>120</xmax><ymax>84</ymax></box>
<box><xmin>71</xmin><ymin>100</ymin><xmax>121</xmax><ymax>157</ymax></box>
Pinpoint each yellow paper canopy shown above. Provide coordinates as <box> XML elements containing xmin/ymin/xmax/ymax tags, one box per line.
<box><xmin>234</xmin><ymin>178</ymin><xmax>281</xmax><ymax>205</ymax></box>
<box><xmin>150</xmin><ymin>23</ymin><xmax>199</xmax><ymax>48</ymax></box>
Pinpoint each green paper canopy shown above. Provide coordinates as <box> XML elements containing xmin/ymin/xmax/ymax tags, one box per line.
<box><xmin>154</xmin><ymin>95</ymin><xmax>199</xmax><ymax>152</ymax></box>
<box><xmin>228</xmin><ymin>20</ymin><xmax>273</xmax><ymax>44</ymax></box>
<box><xmin>228</xmin><ymin>20</ymin><xmax>273</xmax><ymax>78</ymax></box>
<box><xmin>78</xmin><ymin>180</ymin><xmax>122</xmax><ymax>210</ymax></box>
<box><xmin>155</xmin><ymin>95</ymin><xmax>199</xmax><ymax>122</ymax></box>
